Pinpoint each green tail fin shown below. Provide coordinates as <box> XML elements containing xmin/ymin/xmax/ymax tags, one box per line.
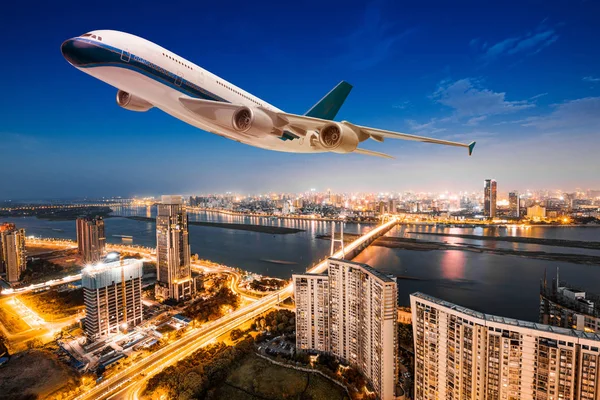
<box><xmin>304</xmin><ymin>81</ymin><xmax>353</xmax><ymax>120</ymax></box>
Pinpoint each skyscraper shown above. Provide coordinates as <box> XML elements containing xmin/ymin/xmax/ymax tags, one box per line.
<box><xmin>411</xmin><ymin>292</ymin><xmax>600</xmax><ymax>400</ymax></box>
<box><xmin>484</xmin><ymin>179</ymin><xmax>497</xmax><ymax>218</ymax></box>
<box><xmin>76</xmin><ymin>216</ymin><xmax>106</xmax><ymax>264</ymax></box>
<box><xmin>0</xmin><ymin>224</ymin><xmax>26</xmax><ymax>283</ymax></box>
<box><xmin>293</xmin><ymin>258</ymin><xmax>398</xmax><ymax>400</ymax></box>
<box><xmin>509</xmin><ymin>190</ymin><xmax>520</xmax><ymax>218</ymax></box>
<box><xmin>294</xmin><ymin>273</ymin><xmax>330</xmax><ymax>352</ymax></box>
<box><xmin>155</xmin><ymin>195</ymin><xmax>193</xmax><ymax>301</ymax></box>
<box><xmin>82</xmin><ymin>257</ymin><xmax>143</xmax><ymax>341</ymax></box>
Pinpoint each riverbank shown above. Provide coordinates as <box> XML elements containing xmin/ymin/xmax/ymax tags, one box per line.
<box><xmin>188</xmin><ymin>207</ymin><xmax>379</xmax><ymax>224</ymax></box>
<box><xmin>124</xmin><ymin>216</ymin><xmax>305</xmax><ymax>234</ymax></box>
<box><xmin>317</xmin><ymin>234</ymin><xmax>600</xmax><ymax>265</ymax></box>
<box><xmin>408</xmin><ymin>231</ymin><xmax>600</xmax><ymax>250</ymax></box>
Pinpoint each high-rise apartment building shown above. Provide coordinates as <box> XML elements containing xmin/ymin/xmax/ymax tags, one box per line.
<box><xmin>82</xmin><ymin>258</ymin><xmax>143</xmax><ymax>342</ymax></box>
<box><xmin>76</xmin><ymin>216</ymin><xmax>106</xmax><ymax>264</ymax></box>
<box><xmin>0</xmin><ymin>223</ymin><xmax>27</xmax><ymax>283</ymax></box>
<box><xmin>509</xmin><ymin>191</ymin><xmax>520</xmax><ymax>218</ymax></box>
<box><xmin>484</xmin><ymin>179</ymin><xmax>497</xmax><ymax>218</ymax></box>
<box><xmin>541</xmin><ymin>269</ymin><xmax>600</xmax><ymax>333</ymax></box>
<box><xmin>155</xmin><ymin>195</ymin><xmax>193</xmax><ymax>301</ymax></box>
<box><xmin>293</xmin><ymin>258</ymin><xmax>397</xmax><ymax>400</ymax></box>
<box><xmin>294</xmin><ymin>273</ymin><xmax>330</xmax><ymax>352</ymax></box>
<box><xmin>411</xmin><ymin>292</ymin><xmax>600</xmax><ymax>400</ymax></box>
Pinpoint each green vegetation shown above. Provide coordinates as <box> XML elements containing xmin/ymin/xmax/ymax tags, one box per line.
<box><xmin>0</xmin><ymin>350</ymin><xmax>79</xmax><ymax>400</ymax></box>
<box><xmin>182</xmin><ymin>287</ymin><xmax>239</xmax><ymax>323</ymax></box>
<box><xmin>214</xmin><ymin>353</ymin><xmax>350</xmax><ymax>400</ymax></box>
<box><xmin>249</xmin><ymin>278</ymin><xmax>287</xmax><ymax>292</ymax></box>
<box><xmin>19</xmin><ymin>258</ymin><xmax>81</xmax><ymax>286</ymax></box>
<box><xmin>144</xmin><ymin>337</ymin><xmax>255</xmax><ymax>399</ymax></box>
<box><xmin>19</xmin><ymin>289</ymin><xmax>84</xmax><ymax>319</ymax></box>
<box><xmin>398</xmin><ymin>322</ymin><xmax>413</xmax><ymax>348</ymax></box>
<box><xmin>252</xmin><ymin>309</ymin><xmax>295</xmax><ymax>336</ymax></box>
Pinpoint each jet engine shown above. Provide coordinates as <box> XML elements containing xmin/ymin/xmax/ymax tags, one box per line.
<box><xmin>116</xmin><ymin>90</ymin><xmax>153</xmax><ymax>112</ymax></box>
<box><xmin>231</xmin><ymin>107</ymin><xmax>276</xmax><ymax>138</ymax></box>
<box><xmin>317</xmin><ymin>123</ymin><xmax>359</xmax><ymax>153</ymax></box>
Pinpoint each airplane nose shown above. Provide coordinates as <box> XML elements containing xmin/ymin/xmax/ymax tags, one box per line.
<box><xmin>61</xmin><ymin>38</ymin><xmax>104</xmax><ymax>67</ymax></box>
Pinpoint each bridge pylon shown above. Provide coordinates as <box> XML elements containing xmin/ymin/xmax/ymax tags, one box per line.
<box><xmin>330</xmin><ymin>220</ymin><xmax>345</xmax><ymax>259</ymax></box>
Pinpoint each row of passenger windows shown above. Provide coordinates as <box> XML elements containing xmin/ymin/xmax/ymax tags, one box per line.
<box><xmin>82</xmin><ymin>33</ymin><xmax>103</xmax><ymax>41</ymax></box>
<box><xmin>162</xmin><ymin>52</ymin><xmax>192</xmax><ymax>70</ymax></box>
<box><xmin>216</xmin><ymin>81</ymin><xmax>262</xmax><ymax>106</ymax></box>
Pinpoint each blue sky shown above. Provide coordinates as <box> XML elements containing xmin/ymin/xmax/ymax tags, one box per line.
<box><xmin>1</xmin><ymin>0</ymin><xmax>599</xmax><ymax>199</ymax></box>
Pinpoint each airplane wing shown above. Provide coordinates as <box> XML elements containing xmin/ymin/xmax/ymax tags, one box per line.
<box><xmin>277</xmin><ymin>112</ymin><xmax>476</xmax><ymax>156</ymax></box>
<box><xmin>353</xmin><ymin>148</ymin><xmax>394</xmax><ymax>159</ymax></box>
<box><xmin>179</xmin><ymin>97</ymin><xmax>475</xmax><ymax>156</ymax></box>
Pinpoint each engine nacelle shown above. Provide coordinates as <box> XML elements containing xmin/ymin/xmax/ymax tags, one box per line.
<box><xmin>231</xmin><ymin>107</ymin><xmax>275</xmax><ymax>138</ymax></box>
<box><xmin>317</xmin><ymin>123</ymin><xmax>359</xmax><ymax>154</ymax></box>
<box><xmin>116</xmin><ymin>90</ymin><xmax>153</xmax><ymax>112</ymax></box>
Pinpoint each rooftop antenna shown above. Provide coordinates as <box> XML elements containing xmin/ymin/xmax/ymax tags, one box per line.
<box><xmin>331</xmin><ymin>220</ymin><xmax>345</xmax><ymax>259</ymax></box>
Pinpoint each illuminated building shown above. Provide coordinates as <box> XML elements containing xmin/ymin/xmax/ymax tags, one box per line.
<box><xmin>528</xmin><ymin>204</ymin><xmax>547</xmax><ymax>221</ymax></box>
<box><xmin>509</xmin><ymin>191</ymin><xmax>520</xmax><ymax>218</ymax></box>
<box><xmin>82</xmin><ymin>258</ymin><xmax>143</xmax><ymax>341</ymax></box>
<box><xmin>294</xmin><ymin>273</ymin><xmax>330</xmax><ymax>352</ymax></box>
<box><xmin>0</xmin><ymin>224</ymin><xmax>26</xmax><ymax>283</ymax></box>
<box><xmin>155</xmin><ymin>195</ymin><xmax>194</xmax><ymax>301</ymax></box>
<box><xmin>293</xmin><ymin>258</ymin><xmax>398</xmax><ymax>400</ymax></box>
<box><xmin>484</xmin><ymin>179</ymin><xmax>497</xmax><ymax>218</ymax></box>
<box><xmin>76</xmin><ymin>216</ymin><xmax>106</xmax><ymax>263</ymax></box>
<box><xmin>541</xmin><ymin>269</ymin><xmax>600</xmax><ymax>333</ymax></box>
<box><xmin>411</xmin><ymin>292</ymin><xmax>600</xmax><ymax>400</ymax></box>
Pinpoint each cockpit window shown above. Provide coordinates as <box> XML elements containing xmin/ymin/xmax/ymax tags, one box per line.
<box><xmin>91</xmin><ymin>35</ymin><xmax>97</xmax><ymax>39</ymax></box>
<box><xmin>81</xmin><ymin>33</ymin><xmax>93</xmax><ymax>37</ymax></box>
<box><xmin>98</xmin><ymin>36</ymin><xmax>102</xmax><ymax>41</ymax></box>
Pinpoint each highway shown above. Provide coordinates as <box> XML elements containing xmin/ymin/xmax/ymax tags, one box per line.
<box><xmin>73</xmin><ymin>217</ymin><xmax>398</xmax><ymax>400</ymax></box>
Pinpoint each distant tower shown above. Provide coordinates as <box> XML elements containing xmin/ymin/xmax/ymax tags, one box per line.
<box><xmin>509</xmin><ymin>191</ymin><xmax>520</xmax><ymax>218</ymax></box>
<box><xmin>0</xmin><ymin>224</ymin><xmax>26</xmax><ymax>283</ymax></box>
<box><xmin>76</xmin><ymin>216</ymin><xmax>106</xmax><ymax>264</ymax></box>
<box><xmin>484</xmin><ymin>179</ymin><xmax>497</xmax><ymax>218</ymax></box>
<box><xmin>155</xmin><ymin>195</ymin><xmax>194</xmax><ymax>301</ymax></box>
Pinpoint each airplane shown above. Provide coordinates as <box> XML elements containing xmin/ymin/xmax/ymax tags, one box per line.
<box><xmin>61</xmin><ymin>30</ymin><xmax>475</xmax><ymax>159</ymax></box>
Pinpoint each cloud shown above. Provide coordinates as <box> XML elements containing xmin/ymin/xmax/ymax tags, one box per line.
<box><xmin>522</xmin><ymin>97</ymin><xmax>600</xmax><ymax>130</ymax></box>
<box><xmin>392</xmin><ymin>100</ymin><xmax>411</xmax><ymax>109</ymax></box>
<box><xmin>583</xmin><ymin>76</ymin><xmax>600</xmax><ymax>83</ymax></box>
<box><xmin>529</xmin><ymin>93</ymin><xmax>548</xmax><ymax>101</ymax></box>
<box><xmin>334</xmin><ymin>3</ymin><xmax>415</xmax><ymax>70</ymax></box>
<box><xmin>472</xmin><ymin>21</ymin><xmax>560</xmax><ymax>61</ymax></box>
<box><xmin>432</xmin><ymin>78</ymin><xmax>534</xmax><ymax>117</ymax></box>
<box><xmin>465</xmin><ymin>116</ymin><xmax>487</xmax><ymax>126</ymax></box>
<box><xmin>405</xmin><ymin>118</ymin><xmax>448</xmax><ymax>135</ymax></box>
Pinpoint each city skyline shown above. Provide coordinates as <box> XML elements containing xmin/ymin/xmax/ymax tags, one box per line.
<box><xmin>2</xmin><ymin>0</ymin><xmax>600</xmax><ymax>198</ymax></box>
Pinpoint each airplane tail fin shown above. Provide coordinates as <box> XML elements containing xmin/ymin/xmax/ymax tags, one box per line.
<box><xmin>304</xmin><ymin>81</ymin><xmax>353</xmax><ymax>120</ymax></box>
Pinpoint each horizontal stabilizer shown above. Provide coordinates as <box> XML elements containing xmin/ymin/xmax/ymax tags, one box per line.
<box><xmin>305</xmin><ymin>81</ymin><xmax>353</xmax><ymax>121</ymax></box>
<box><xmin>353</xmin><ymin>148</ymin><xmax>394</xmax><ymax>159</ymax></box>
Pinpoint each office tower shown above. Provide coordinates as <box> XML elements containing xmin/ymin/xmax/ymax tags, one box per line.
<box><xmin>541</xmin><ymin>269</ymin><xmax>600</xmax><ymax>333</ymax></box>
<box><xmin>82</xmin><ymin>258</ymin><xmax>143</xmax><ymax>341</ymax></box>
<box><xmin>76</xmin><ymin>216</ymin><xmax>106</xmax><ymax>264</ymax></box>
<box><xmin>0</xmin><ymin>224</ymin><xmax>26</xmax><ymax>283</ymax></box>
<box><xmin>484</xmin><ymin>179</ymin><xmax>497</xmax><ymax>218</ymax></box>
<box><xmin>293</xmin><ymin>258</ymin><xmax>398</xmax><ymax>400</ymax></box>
<box><xmin>155</xmin><ymin>195</ymin><xmax>193</xmax><ymax>301</ymax></box>
<box><xmin>411</xmin><ymin>292</ymin><xmax>600</xmax><ymax>400</ymax></box>
<box><xmin>528</xmin><ymin>204</ymin><xmax>547</xmax><ymax>221</ymax></box>
<box><xmin>509</xmin><ymin>191</ymin><xmax>520</xmax><ymax>218</ymax></box>
<box><xmin>294</xmin><ymin>273</ymin><xmax>330</xmax><ymax>352</ymax></box>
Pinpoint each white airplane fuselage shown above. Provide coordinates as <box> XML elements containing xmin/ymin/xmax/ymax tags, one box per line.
<box><xmin>61</xmin><ymin>30</ymin><xmax>318</xmax><ymax>153</ymax></box>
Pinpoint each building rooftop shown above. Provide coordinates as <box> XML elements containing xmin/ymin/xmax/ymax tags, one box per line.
<box><xmin>412</xmin><ymin>292</ymin><xmax>600</xmax><ymax>341</ymax></box>
<box><xmin>82</xmin><ymin>258</ymin><xmax>142</xmax><ymax>277</ymax></box>
<box><xmin>329</xmin><ymin>258</ymin><xmax>395</xmax><ymax>283</ymax></box>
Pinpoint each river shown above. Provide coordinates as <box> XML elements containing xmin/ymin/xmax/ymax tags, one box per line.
<box><xmin>3</xmin><ymin>205</ymin><xmax>600</xmax><ymax>322</ymax></box>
